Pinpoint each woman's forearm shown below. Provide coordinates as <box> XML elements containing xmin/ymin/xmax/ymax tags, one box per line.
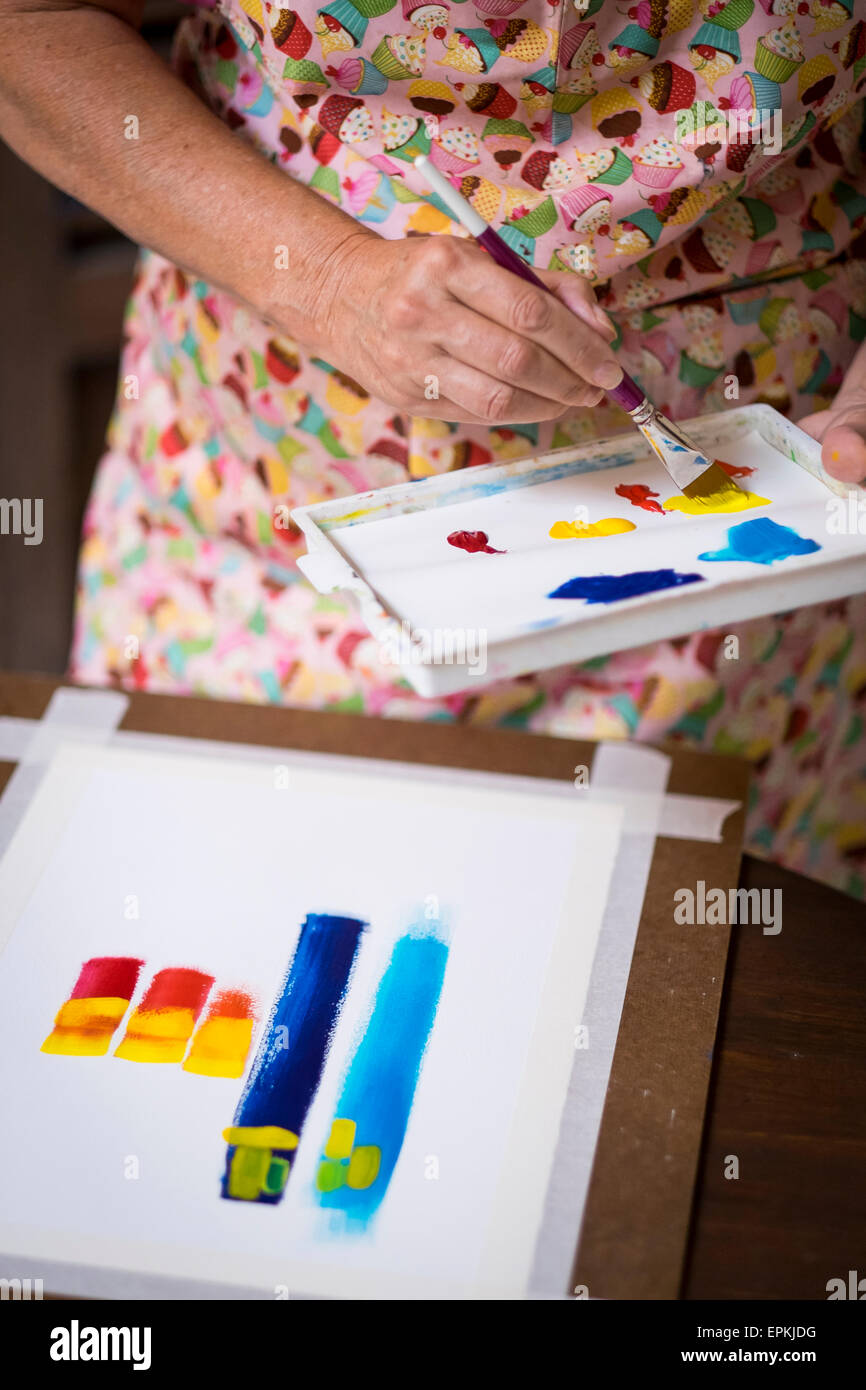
<box><xmin>0</xmin><ymin>1</ymin><xmax>374</xmax><ymax>345</ymax></box>
<box><xmin>0</xmin><ymin>0</ymin><xmax>622</xmax><ymax>422</ymax></box>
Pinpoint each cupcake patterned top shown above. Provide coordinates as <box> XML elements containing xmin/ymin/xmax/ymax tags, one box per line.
<box><xmin>177</xmin><ymin>0</ymin><xmax>866</xmax><ymax>292</ymax></box>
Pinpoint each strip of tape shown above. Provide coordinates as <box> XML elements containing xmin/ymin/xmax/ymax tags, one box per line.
<box><xmin>0</xmin><ymin>705</ymin><xmax>740</xmax><ymax>846</ymax></box>
<box><xmin>531</xmin><ymin>740</ymin><xmax>670</xmax><ymax>1295</ymax></box>
<box><xmin>0</xmin><ymin>689</ymin><xmax>129</xmax><ymax>858</ymax></box>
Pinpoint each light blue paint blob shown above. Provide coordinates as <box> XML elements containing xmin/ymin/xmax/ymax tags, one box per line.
<box><xmin>699</xmin><ymin>517</ymin><xmax>821</xmax><ymax>566</ymax></box>
<box><xmin>316</xmin><ymin>931</ymin><xmax>448</xmax><ymax>1227</ymax></box>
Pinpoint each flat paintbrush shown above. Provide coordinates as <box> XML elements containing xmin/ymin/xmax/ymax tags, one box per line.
<box><xmin>414</xmin><ymin>154</ymin><xmax>745</xmax><ymax>508</ymax></box>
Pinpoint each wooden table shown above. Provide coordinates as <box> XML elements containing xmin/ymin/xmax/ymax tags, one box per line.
<box><xmin>1</xmin><ymin>672</ymin><xmax>862</xmax><ymax>1301</ymax></box>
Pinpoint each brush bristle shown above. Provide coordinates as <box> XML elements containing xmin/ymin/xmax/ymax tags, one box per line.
<box><xmin>681</xmin><ymin>461</ymin><xmax>747</xmax><ymax>506</ymax></box>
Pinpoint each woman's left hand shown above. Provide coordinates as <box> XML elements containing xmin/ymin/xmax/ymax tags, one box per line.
<box><xmin>798</xmin><ymin>340</ymin><xmax>866</xmax><ymax>485</ymax></box>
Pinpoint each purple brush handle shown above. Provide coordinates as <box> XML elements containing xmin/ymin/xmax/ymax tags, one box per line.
<box><xmin>477</xmin><ymin>226</ymin><xmax>646</xmax><ymax>413</ymax></box>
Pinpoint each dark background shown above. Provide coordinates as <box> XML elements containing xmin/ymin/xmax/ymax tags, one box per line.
<box><xmin>0</xmin><ymin>2</ymin><xmax>185</xmax><ymax>674</ymax></box>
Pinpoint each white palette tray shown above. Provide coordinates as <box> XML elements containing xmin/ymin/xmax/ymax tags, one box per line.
<box><xmin>293</xmin><ymin>405</ymin><xmax>865</xmax><ymax>697</ymax></box>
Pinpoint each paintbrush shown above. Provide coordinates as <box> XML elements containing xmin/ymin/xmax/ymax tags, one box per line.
<box><xmin>414</xmin><ymin>154</ymin><xmax>744</xmax><ymax>508</ymax></box>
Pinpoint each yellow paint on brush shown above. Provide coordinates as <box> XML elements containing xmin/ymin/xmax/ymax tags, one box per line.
<box><xmin>40</xmin><ymin>997</ymin><xmax>131</xmax><ymax>1057</ymax></box>
<box><xmin>664</xmin><ymin>466</ymin><xmax>770</xmax><ymax>515</ymax></box>
<box><xmin>663</xmin><ymin>487</ymin><xmax>771</xmax><ymax>515</ymax></box>
<box><xmin>183</xmin><ymin>1015</ymin><xmax>254</xmax><ymax>1078</ymax></box>
<box><xmin>222</xmin><ymin>1126</ymin><xmax>299</xmax><ymax>1150</ymax></box>
<box><xmin>114</xmin><ymin>1006</ymin><xmax>196</xmax><ymax>1063</ymax></box>
<box><xmin>549</xmin><ymin>517</ymin><xmax>637</xmax><ymax>540</ymax></box>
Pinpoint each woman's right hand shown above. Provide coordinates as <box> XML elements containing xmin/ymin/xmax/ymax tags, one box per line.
<box><xmin>309</xmin><ymin>231</ymin><xmax>623</xmax><ymax>425</ymax></box>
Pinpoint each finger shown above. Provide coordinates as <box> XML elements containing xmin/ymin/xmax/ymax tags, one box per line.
<box><xmin>534</xmin><ymin>267</ymin><xmax>617</xmax><ymax>342</ymax></box>
<box><xmin>447</xmin><ymin>251</ymin><xmax>623</xmax><ymax>391</ymax></box>
<box><xmin>432</xmin><ymin>356</ymin><xmax>598</xmax><ymax>425</ymax></box>
<box><xmin>437</xmin><ymin>307</ymin><xmax>606</xmax><ymax>408</ymax></box>
<box><xmin>822</xmin><ymin>422</ymin><xmax>866</xmax><ymax>484</ymax></box>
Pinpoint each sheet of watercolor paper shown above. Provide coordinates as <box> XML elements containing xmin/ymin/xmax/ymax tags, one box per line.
<box><xmin>0</xmin><ymin>742</ymin><xmax>622</xmax><ymax>1300</ymax></box>
<box><xmin>333</xmin><ymin>428</ymin><xmax>859</xmax><ymax>643</ymax></box>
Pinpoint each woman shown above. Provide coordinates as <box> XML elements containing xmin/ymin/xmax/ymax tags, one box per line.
<box><xmin>1</xmin><ymin>0</ymin><xmax>865</xmax><ymax>893</ymax></box>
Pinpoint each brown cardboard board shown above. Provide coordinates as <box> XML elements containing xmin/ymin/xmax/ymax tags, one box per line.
<box><xmin>0</xmin><ymin>674</ymin><xmax>750</xmax><ymax>1299</ymax></box>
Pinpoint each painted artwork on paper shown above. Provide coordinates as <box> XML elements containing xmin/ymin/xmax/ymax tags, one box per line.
<box><xmin>40</xmin><ymin>958</ymin><xmax>257</xmax><ymax>1077</ymax></box>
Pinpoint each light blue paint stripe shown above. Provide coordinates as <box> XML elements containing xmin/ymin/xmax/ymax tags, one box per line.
<box><xmin>316</xmin><ymin>931</ymin><xmax>448</xmax><ymax>1225</ymax></box>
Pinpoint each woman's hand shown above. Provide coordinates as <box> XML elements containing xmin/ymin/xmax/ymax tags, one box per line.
<box><xmin>798</xmin><ymin>340</ymin><xmax>866</xmax><ymax>485</ymax></box>
<box><xmin>311</xmin><ymin>232</ymin><xmax>622</xmax><ymax>425</ymax></box>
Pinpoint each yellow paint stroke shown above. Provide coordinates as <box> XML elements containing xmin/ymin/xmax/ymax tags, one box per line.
<box><xmin>347</xmin><ymin>1145</ymin><xmax>381</xmax><ymax>1190</ymax></box>
<box><xmin>114</xmin><ymin>1006</ymin><xmax>196</xmax><ymax>1063</ymax></box>
<box><xmin>222</xmin><ymin>1125</ymin><xmax>299</xmax><ymax>1150</ymax></box>
<box><xmin>41</xmin><ymin>997</ymin><xmax>131</xmax><ymax>1057</ymax></box>
<box><xmin>663</xmin><ymin>488</ymin><xmax>770</xmax><ymax>515</ymax></box>
<box><xmin>324</xmin><ymin>1118</ymin><xmax>356</xmax><ymax>1161</ymax></box>
<box><xmin>549</xmin><ymin>517</ymin><xmax>637</xmax><ymax>540</ymax></box>
<box><xmin>183</xmin><ymin>1015</ymin><xmax>254</xmax><ymax>1078</ymax></box>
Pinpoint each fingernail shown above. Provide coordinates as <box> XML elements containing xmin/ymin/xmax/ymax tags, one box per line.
<box><xmin>593</xmin><ymin>306</ymin><xmax>613</xmax><ymax>334</ymax></box>
<box><xmin>597</xmin><ymin>362</ymin><xmax>623</xmax><ymax>389</ymax></box>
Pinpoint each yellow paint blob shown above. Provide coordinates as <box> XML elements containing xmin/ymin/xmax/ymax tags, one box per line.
<box><xmin>663</xmin><ymin>489</ymin><xmax>770</xmax><ymax>515</ymax></box>
<box><xmin>114</xmin><ymin>1006</ymin><xmax>196</xmax><ymax>1063</ymax></box>
<box><xmin>40</xmin><ymin>997</ymin><xmax>131</xmax><ymax>1057</ymax></box>
<box><xmin>324</xmin><ymin>1118</ymin><xmax>356</xmax><ymax>1161</ymax></box>
<box><xmin>549</xmin><ymin>517</ymin><xmax>637</xmax><ymax>540</ymax></box>
<box><xmin>347</xmin><ymin>1145</ymin><xmax>382</xmax><ymax>1190</ymax></box>
<box><xmin>222</xmin><ymin>1126</ymin><xmax>299</xmax><ymax>1150</ymax></box>
<box><xmin>183</xmin><ymin>1015</ymin><xmax>254</xmax><ymax>1078</ymax></box>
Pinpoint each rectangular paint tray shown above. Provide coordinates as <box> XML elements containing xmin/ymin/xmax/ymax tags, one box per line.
<box><xmin>292</xmin><ymin>404</ymin><xmax>866</xmax><ymax>698</ymax></box>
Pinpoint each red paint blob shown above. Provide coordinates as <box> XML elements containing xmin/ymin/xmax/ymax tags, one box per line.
<box><xmin>716</xmin><ymin>458</ymin><xmax>755</xmax><ymax>479</ymax></box>
<box><xmin>447</xmin><ymin>530</ymin><xmax>505</xmax><ymax>554</ymax></box>
<box><xmin>615</xmin><ymin>483</ymin><xmax>665</xmax><ymax>515</ymax></box>
<box><xmin>70</xmin><ymin>956</ymin><xmax>144</xmax><ymax>1001</ymax></box>
<box><xmin>139</xmin><ymin>967</ymin><xmax>214</xmax><ymax>1015</ymax></box>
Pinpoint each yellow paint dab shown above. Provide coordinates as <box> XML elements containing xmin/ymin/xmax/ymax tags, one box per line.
<box><xmin>183</xmin><ymin>1016</ymin><xmax>254</xmax><ymax>1078</ymax></box>
<box><xmin>114</xmin><ymin>1006</ymin><xmax>196</xmax><ymax>1063</ymax></box>
<box><xmin>324</xmin><ymin>1118</ymin><xmax>356</xmax><ymax>1161</ymax></box>
<box><xmin>663</xmin><ymin>489</ymin><xmax>770</xmax><ymax>516</ymax></box>
<box><xmin>549</xmin><ymin>517</ymin><xmax>637</xmax><ymax>540</ymax></box>
<box><xmin>222</xmin><ymin>1126</ymin><xmax>299</xmax><ymax>1150</ymax></box>
<box><xmin>347</xmin><ymin>1145</ymin><xmax>381</xmax><ymax>1190</ymax></box>
<box><xmin>40</xmin><ymin>997</ymin><xmax>131</xmax><ymax>1056</ymax></box>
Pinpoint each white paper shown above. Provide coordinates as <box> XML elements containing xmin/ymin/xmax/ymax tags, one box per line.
<box><xmin>0</xmin><ymin>742</ymin><xmax>622</xmax><ymax>1300</ymax></box>
<box><xmin>334</xmin><ymin>428</ymin><xmax>861</xmax><ymax>642</ymax></box>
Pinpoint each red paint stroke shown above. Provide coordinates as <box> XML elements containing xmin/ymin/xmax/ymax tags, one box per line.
<box><xmin>447</xmin><ymin>530</ymin><xmax>505</xmax><ymax>555</ymax></box>
<box><xmin>70</xmin><ymin>956</ymin><xmax>144</xmax><ymax>1000</ymax></box>
<box><xmin>716</xmin><ymin>458</ymin><xmax>755</xmax><ymax>479</ymax></box>
<box><xmin>139</xmin><ymin>967</ymin><xmax>214</xmax><ymax>1016</ymax></box>
<box><xmin>207</xmin><ymin>988</ymin><xmax>255</xmax><ymax>1019</ymax></box>
<box><xmin>615</xmin><ymin>483</ymin><xmax>665</xmax><ymax>515</ymax></box>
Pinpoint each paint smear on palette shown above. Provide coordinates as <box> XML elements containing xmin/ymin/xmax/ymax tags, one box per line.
<box><xmin>664</xmin><ymin>486</ymin><xmax>770</xmax><ymax>515</ymax></box>
<box><xmin>222</xmin><ymin>913</ymin><xmax>364</xmax><ymax>1204</ymax></box>
<box><xmin>184</xmin><ymin>989</ymin><xmax>257</xmax><ymax>1078</ymax></box>
<box><xmin>316</xmin><ymin>930</ymin><xmax>448</xmax><ymax>1228</ymax></box>
<box><xmin>699</xmin><ymin>517</ymin><xmax>821</xmax><ymax>566</ymax></box>
<box><xmin>615</xmin><ymin>483</ymin><xmax>664</xmax><ymax>515</ymax></box>
<box><xmin>550</xmin><ymin>570</ymin><xmax>704</xmax><ymax>603</ymax></box>
<box><xmin>41</xmin><ymin>956</ymin><xmax>144</xmax><ymax>1057</ymax></box>
<box><xmin>447</xmin><ymin>530</ymin><xmax>504</xmax><ymax>554</ymax></box>
<box><xmin>114</xmin><ymin>967</ymin><xmax>214</xmax><ymax>1063</ymax></box>
<box><xmin>549</xmin><ymin>517</ymin><xmax>636</xmax><ymax>539</ymax></box>
<box><xmin>717</xmin><ymin>459</ymin><xmax>755</xmax><ymax>479</ymax></box>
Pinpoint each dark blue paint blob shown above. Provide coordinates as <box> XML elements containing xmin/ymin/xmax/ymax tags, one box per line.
<box><xmin>222</xmin><ymin>913</ymin><xmax>364</xmax><ymax>1204</ymax></box>
<box><xmin>549</xmin><ymin>569</ymin><xmax>704</xmax><ymax>603</ymax></box>
<box><xmin>699</xmin><ymin>517</ymin><xmax>821</xmax><ymax>566</ymax></box>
